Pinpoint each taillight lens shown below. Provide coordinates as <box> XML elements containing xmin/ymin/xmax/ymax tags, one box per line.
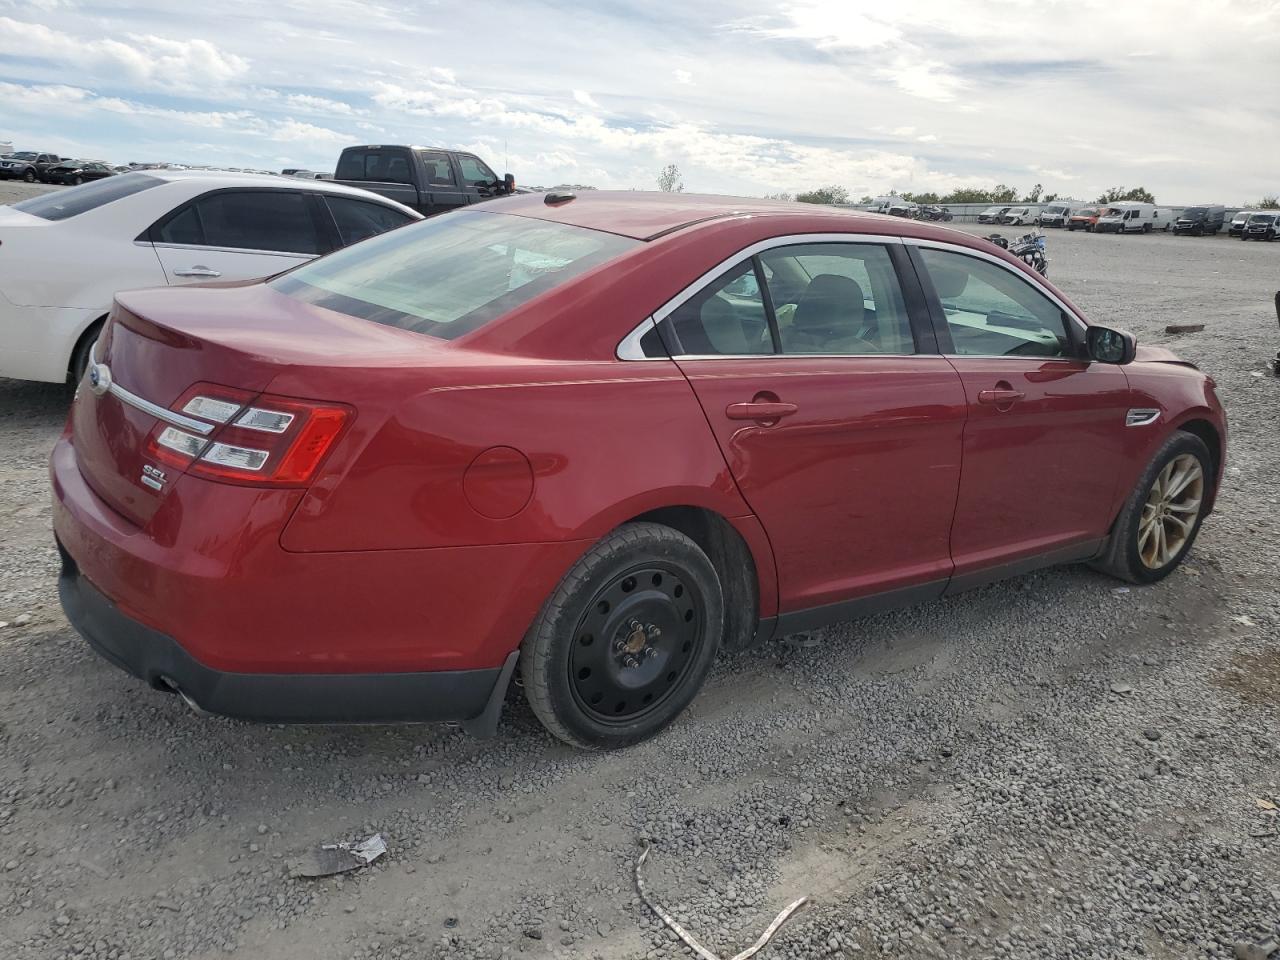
<box><xmin>142</xmin><ymin>383</ymin><xmax>350</xmax><ymax>487</ymax></box>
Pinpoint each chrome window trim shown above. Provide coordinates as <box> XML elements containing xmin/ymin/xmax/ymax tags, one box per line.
<box><xmin>150</xmin><ymin>242</ymin><xmax>317</xmax><ymax>259</ymax></box>
<box><xmin>616</xmin><ymin>233</ymin><xmax>906</xmax><ymax>361</ymax></box>
<box><xmin>89</xmin><ymin>342</ymin><xmax>215</xmax><ymax>436</ymax></box>
<box><xmin>616</xmin><ymin>316</ymin><xmax>658</xmax><ymax>360</ymax></box>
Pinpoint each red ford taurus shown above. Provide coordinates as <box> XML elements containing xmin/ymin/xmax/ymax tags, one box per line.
<box><xmin>51</xmin><ymin>191</ymin><xmax>1226</xmax><ymax>748</ymax></box>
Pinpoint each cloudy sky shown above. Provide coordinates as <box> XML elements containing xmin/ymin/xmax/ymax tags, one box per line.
<box><xmin>1</xmin><ymin>0</ymin><xmax>1277</xmax><ymax>202</ymax></box>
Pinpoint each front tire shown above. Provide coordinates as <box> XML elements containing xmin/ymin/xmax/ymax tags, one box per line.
<box><xmin>1092</xmin><ymin>432</ymin><xmax>1212</xmax><ymax>584</ymax></box>
<box><xmin>521</xmin><ymin>522</ymin><xmax>724</xmax><ymax>749</ymax></box>
<box><xmin>22</xmin><ymin>169</ymin><xmax>35</xmax><ymax>183</ymax></box>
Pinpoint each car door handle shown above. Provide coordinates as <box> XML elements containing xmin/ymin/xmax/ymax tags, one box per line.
<box><xmin>725</xmin><ymin>401</ymin><xmax>798</xmax><ymax>421</ymax></box>
<box><xmin>174</xmin><ymin>266</ymin><xmax>222</xmax><ymax>278</ymax></box>
<box><xmin>977</xmin><ymin>388</ymin><xmax>1026</xmax><ymax>405</ymax></box>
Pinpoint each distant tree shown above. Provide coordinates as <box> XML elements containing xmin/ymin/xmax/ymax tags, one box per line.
<box><xmin>796</xmin><ymin>185</ymin><xmax>850</xmax><ymax>205</ymax></box>
<box><xmin>990</xmin><ymin>183</ymin><xmax>1019</xmax><ymax>203</ymax></box>
<box><xmin>1097</xmin><ymin>186</ymin><xmax>1156</xmax><ymax>204</ymax></box>
<box><xmin>1043</xmin><ymin>192</ymin><xmax>1059</xmax><ymax>203</ymax></box>
<box><xmin>762</xmin><ymin>191</ymin><xmax>794</xmax><ymax>201</ymax></box>
<box><xmin>657</xmin><ymin>164</ymin><xmax>684</xmax><ymax>193</ymax></box>
<box><xmin>858</xmin><ymin>194</ymin><xmax>875</xmax><ymax>204</ymax></box>
<box><xmin>1024</xmin><ymin>183</ymin><xmax>1043</xmax><ymax>203</ymax></box>
<box><xmin>1257</xmin><ymin>194</ymin><xmax>1280</xmax><ymax>208</ymax></box>
<box><xmin>941</xmin><ymin>187</ymin><xmax>995</xmax><ymax>203</ymax></box>
<box><xmin>902</xmin><ymin>191</ymin><xmax>941</xmax><ymax>204</ymax></box>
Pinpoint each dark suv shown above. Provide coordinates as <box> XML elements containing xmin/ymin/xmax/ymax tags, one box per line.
<box><xmin>1172</xmin><ymin>205</ymin><xmax>1225</xmax><ymax>236</ymax></box>
<box><xmin>0</xmin><ymin>152</ymin><xmax>64</xmax><ymax>182</ymax></box>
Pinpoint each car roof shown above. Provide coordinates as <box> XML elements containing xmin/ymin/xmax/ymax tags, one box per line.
<box><xmin>147</xmin><ymin>170</ymin><xmax>422</xmax><ymax>216</ymax></box>
<box><xmin>489</xmin><ymin>190</ymin><xmax>896</xmax><ymax>241</ymax></box>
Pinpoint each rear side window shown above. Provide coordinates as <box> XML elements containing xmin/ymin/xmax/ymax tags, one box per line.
<box><xmin>762</xmin><ymin>244</ymin><xmax>916</xmax><ymax>355</ymax></box>
<box><xmin>154</xmin><ymin>190</ymin><xmax>322</xmax><ymax>254</ymax></box>
<box><xmin>418</xmin><ymin>152</ymin><xmax>455</xmax><ymax>186</ymax></box>
<box><xmin>336</xmin><ymin>149</ymin><xmax>414</xmax><ymax>184</ymax></box>
<box><xmin>457</xmin><ymin>155</ymin><xmax>496</xmax><ymax>187</ymax></box>
<box><xmin>326</xmin><ymin>196</ymin><xmax>416</xmax><ymax>246</ymax></box>
<box><xmin>667</xmin><ymin>261</ymin><xmax>773</xmax><ymax>356</ymax></box>
<box><xmin>271</xmin><ymin>209</ymin><xmax>638</xmax><ymax>340</ymax></box>
<box><xmin>11</xmin><ymin>173</ymin><xmax>161</xmax><ymax>221</ymax></box>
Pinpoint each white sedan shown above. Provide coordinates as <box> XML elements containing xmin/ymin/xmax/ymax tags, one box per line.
<box><xmin>0</xmin><ymin>171</ymin><xmax>422</xmax><ymax>383</ymax></box>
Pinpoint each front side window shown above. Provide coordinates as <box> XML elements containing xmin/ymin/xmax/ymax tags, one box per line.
<box><xmin>155</xmin><ymin>191</ymin><xmax>322</xmax><ymax>254</ymax></box>
<box><xmin>12</xmin><ymin>172</ymin><xmax>162</xmax><ymax>221</ymax></box>
<box><xmin>762</xmin><ymin>243</ymin><xmax>916</xmax><ymax>355</ymax></box>
<box><xmin>271</xmin><ymin>209</ymin><xmax>638</xmax><ymax>340</ymax></box>
<box><xmin>919</xmin><ymin>248</ymin><xmax>1072</xmax><ymax>358</ymax></box>
<box><xmin>458</xmin><ymin>155</ymin><xmax>497</xmax><ymax>187</ymax></box>
<box><xmin>326</xmin><ymin>196</ymin><xmax>416</xmax><ymax>246</ymax></box>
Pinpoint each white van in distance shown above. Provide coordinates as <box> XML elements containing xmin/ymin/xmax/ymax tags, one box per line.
<box><xmin>1094</xmin><ymin>202</ymin><xmax>1171</xmax><ymax>234</ymax></box>
<box><xmin>1000</xmin><ymin>205</ymin><xmax>1040</xmax><ymax>225</ymax></box>
<box><xmin>1037</xmin><ymin>202</ymin><xmax>1074</xmax><ymax>227</ymax></box>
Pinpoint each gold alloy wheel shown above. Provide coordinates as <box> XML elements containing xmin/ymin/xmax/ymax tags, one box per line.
<box><xmin>1138</xmin><ymin>454</ymin><xmax>1204</xmax><ymax>569</ymax></box>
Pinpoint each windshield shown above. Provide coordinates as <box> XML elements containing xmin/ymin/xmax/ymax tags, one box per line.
<box><xmin>1045</xmin><ymin>205</ymin><xmax>1068</xmax><ymax>214</ymax></box>
<box><xmin>1233</xmin><ymin>213</ymin><xmax>1252</xmax><ymax>222</ymax></box>
<box><xmin>981</xmin><ymin>206</ymin><xmax>1003</xmax><ymax>215</ymax></box>
<box><xmin>271</xmin><ymin>209</ymin><xmax>639</xmax><ymax>340</ymax></box>
<box><xmin>1249</xmin><ymin>214</ymin><xmax>1276</xmax><ymax>224</ymax></box>
<box><xmin>1181</xmin><ymin>207</ymin><xmax>1206</xmax><ymax>218</ymax></box>
<box><xmin>1075</xmin><ymin>208</ymin><xmax>1099</xmax><ymax>217</ymax></box>
<box><xmin>8</xmin><ymin>151</ymin><xmax>38</xmax><ymax>160</ymax></box>
<box><xmin>11</xmin><ymin>173</ymin><xmax>162</xmax><ymax>221</ymax></box>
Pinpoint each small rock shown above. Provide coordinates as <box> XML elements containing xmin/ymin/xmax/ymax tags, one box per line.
<box><xmin>523</xmin><ymin>927</ymin><xmax>543</xmax><ymax>940</ymax></box>
<box><xmin>256</xmin><ymin>824</ymin><xmax>268</xmax><ymax>835</ymax></box>
<box><xmin>14</xmin><ymin>614</ymin><xmax>31</xmax><ymax>626</ymax></box>
<box><xmin>1143</xmin><ymin>729</ymin><xmax>1162</xmax><ymax>742</ymax></box>
<box><xmin>1110</xmin><ymin>682</ymin><xmax>1134</xmax><ymax>695</ymax></box>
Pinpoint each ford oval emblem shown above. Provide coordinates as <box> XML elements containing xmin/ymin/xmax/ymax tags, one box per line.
<box><xmin>88</xmin><ymin>361</ymin><xmax>112</xmax><ymax>397</ymax></box>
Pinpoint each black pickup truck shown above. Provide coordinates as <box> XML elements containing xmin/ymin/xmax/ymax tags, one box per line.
<box><xmin>333</xmin><ymin>145</ymin><xmax>515</xmax><ymax>216</ymax></box>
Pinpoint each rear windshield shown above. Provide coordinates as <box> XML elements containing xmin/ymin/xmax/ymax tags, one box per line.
<box><xmin>11</xmin><ymin>172</ymin><xmax>162</xmax><ymax>221</ymax></box>
<box><xmin>271</xmin><ymin>209</ymin><xmax>639</xmax><ymax>340</ymax></box>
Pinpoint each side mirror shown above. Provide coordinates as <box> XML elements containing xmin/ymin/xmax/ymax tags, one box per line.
<box><xmin>503</xmin><ymin>172</ymin><xmax>516</xmax><ymax>195</ymax></box>
<box><xmin>1086</xmin><ymin>325</ymin><xmax>1137</xmax><ymax>365</ymax></box>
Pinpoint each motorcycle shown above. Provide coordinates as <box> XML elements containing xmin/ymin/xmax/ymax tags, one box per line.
<box><xmin>916</xmin><ymin>204</ymin><xmax>953</xmax><ymax>222</ymax></box>
<box><xmin>985</xmin><ymin>230</ymin><xmax>1048</xmax><ymax>277</ymax></box>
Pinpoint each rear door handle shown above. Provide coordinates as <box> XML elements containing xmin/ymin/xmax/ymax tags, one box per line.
<box><xmin>977</xmin><ymin>388</ymin><xmax>1025</xmax><ymax>405</ymax></box>
<box><xmin>725</xmin><ymin>401</ymin><xmax>798</xmax><ymax>421</ymax></box>
<box><xmin>174</xmin><ymin>266</ymin><xmax>222</xmax><ymax>278</ymax></box>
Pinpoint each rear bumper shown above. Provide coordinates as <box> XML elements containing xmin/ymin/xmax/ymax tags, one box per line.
<box><xmin>57</xmin><ymin>552</ymin><xmax>515</xmax><ymax>725</ymax></box>
<box><xmin>51</xmin><ymin>434</ymin><xmax>591</xmax><ymax>677</ymax></box>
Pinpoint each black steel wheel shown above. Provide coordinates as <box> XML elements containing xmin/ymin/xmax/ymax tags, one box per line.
<box><xmin>521</xmin><ymin>522</ymin><xmax>723</xmax><ymax>749</ymax></box>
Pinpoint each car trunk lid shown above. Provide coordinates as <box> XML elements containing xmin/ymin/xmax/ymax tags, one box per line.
<box><xmin>70</xmin><ymin>282</ymin><xmax>449</xmax><ymax>527</ymax></box>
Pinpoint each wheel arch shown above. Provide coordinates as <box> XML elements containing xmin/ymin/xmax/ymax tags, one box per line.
<box><xmin>67</xmin><ymin>312</ymin><xmax>109</xmax><ymax>380</ymax></box>
<box><xmin>620</xmin><ymin>504</ymin><xmax>775</xmax><ymax>653</ymax></box>
<box><xmin>1171</xmin><ymin>416</ymin><xmax>1223</xmax><ymax>512</ymax></box>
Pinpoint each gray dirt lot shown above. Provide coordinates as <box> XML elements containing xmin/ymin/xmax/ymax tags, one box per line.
<box><xmin>1</xmin><ymin>180</ymin><xmax>1279</xmax><ymax>960</ymax></box>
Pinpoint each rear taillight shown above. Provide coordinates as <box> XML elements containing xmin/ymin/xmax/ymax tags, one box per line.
<box><xmin>143</xmin><ymin>382</ymin><xmax>350</xmax><ymax>487</ymax></box>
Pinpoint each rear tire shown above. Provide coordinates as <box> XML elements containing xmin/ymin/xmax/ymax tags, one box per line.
<box><xmin>68</xmin><ymin>319</ymin><xmax>104</xmax><ymax>386</ymax></box>
<box><xmin>521</xmin><ymin>522</ymin><xmax>724</xmax><ymax>749</ymax></box>
<box><xmin>1092</xmin><ymin>432</ymin><xmax>1212</xmax><ymax>584</ymax></box>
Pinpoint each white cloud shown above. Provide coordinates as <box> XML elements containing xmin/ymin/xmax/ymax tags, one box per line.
<box><xmin>572</xmin><ymin>89</ymin><xmax>600</xmax><ymax>108</ymax></box>
<box><xmin>673</xmin><ymin>69</ymin><xmax>693</xmax><ymax>84</ymax></box>
<box><xmin>0</xmin><ymin>17</ymin><xmax>249</xmax><ymax>92</ymax></box>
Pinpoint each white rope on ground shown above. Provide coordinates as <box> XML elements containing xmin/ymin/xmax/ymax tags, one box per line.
<box><xmin>633</xmin><ymin>840</ymin><xmax>809</xmax><ymax>960</ymax></box>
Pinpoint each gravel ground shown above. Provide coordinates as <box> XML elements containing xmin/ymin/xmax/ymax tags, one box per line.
<box><xmin>2</xmin><ymin>181</ymin><xmax>1279</xmax><ymax>960</ymax></box>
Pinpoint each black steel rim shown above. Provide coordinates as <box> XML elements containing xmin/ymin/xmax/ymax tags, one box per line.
<box><xmin>568</xmin><ymin>563</ymin><xmax>705</xmax><ymax>725</ymax></box>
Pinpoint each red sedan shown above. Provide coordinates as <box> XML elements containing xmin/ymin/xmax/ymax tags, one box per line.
<box><xmin>51</xmin><ymin>191</ymin><xmax>1226</xmax><ymax>749</ymax></box>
